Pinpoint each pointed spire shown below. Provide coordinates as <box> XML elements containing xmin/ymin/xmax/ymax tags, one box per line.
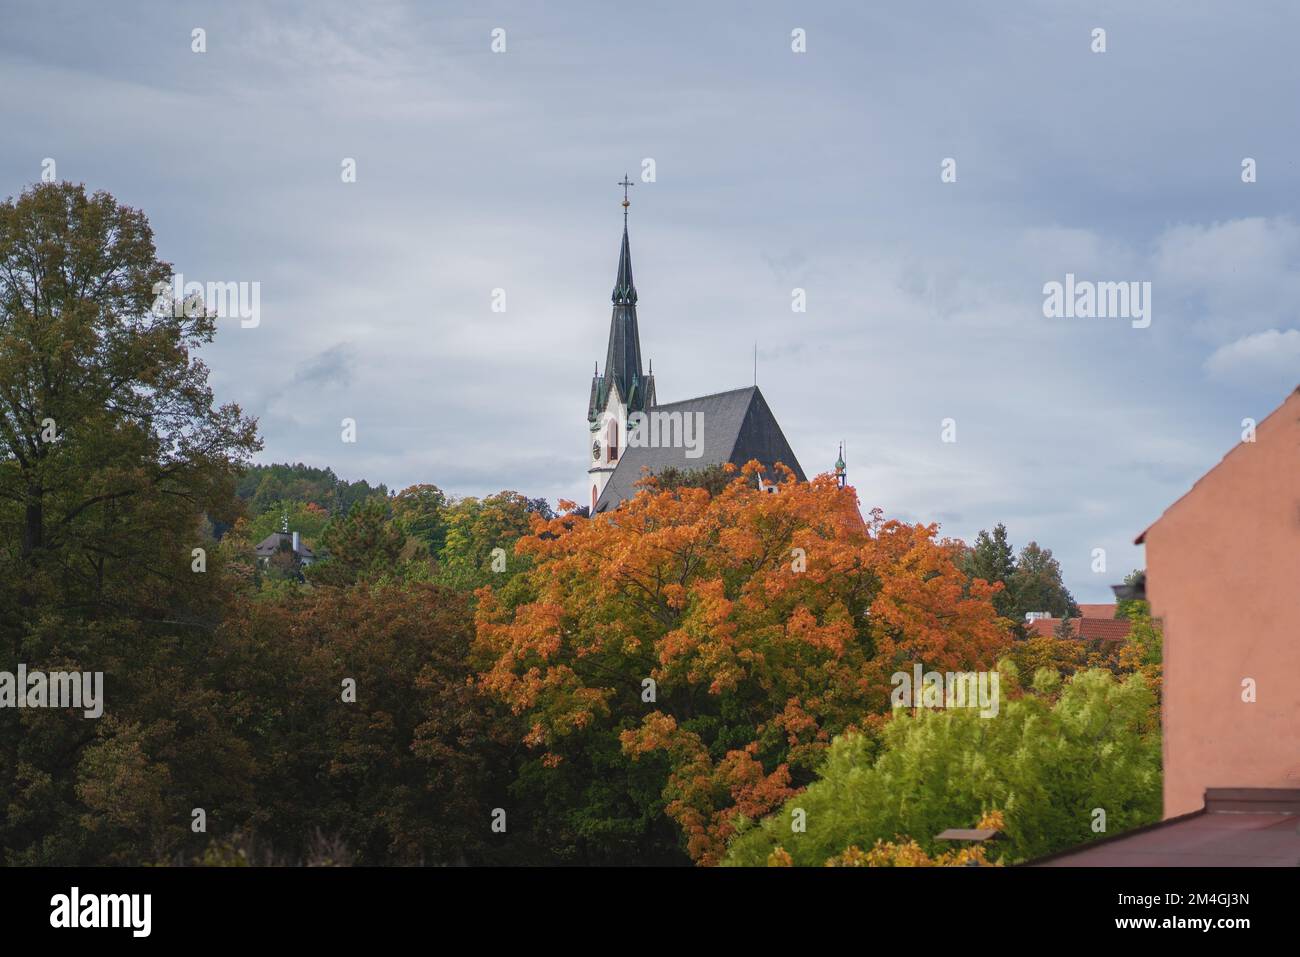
<box><xmin>602</xmin><ymin>184</ymin><xmax>645</xmax><ymax>409</ymax></box>
<box><xmin>612</xmin><ymin>174</ymin><xmax>637</xmax><ymax>305</ymax></box>
<box><xmin>611</xmin><ymin>223</ymin><xmax>637</xmax><ymax>305</ymax></box>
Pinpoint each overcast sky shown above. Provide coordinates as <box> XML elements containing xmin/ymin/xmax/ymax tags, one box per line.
<box><xmin>4</xmin><ymin>1</ymin><xmax>1299</xmax><ymax>601</ymax></box>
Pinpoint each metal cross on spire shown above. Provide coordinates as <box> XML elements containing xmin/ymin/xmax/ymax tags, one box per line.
<box><xmin>618</xmin><ymin>174</ymin><xmax>634</xmax><ymax>224</ymax></box>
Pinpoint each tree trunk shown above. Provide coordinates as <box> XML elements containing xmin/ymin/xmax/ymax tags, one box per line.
<box><xmin>22</xmin><ymin>496</ymin><xmax>42</xmax><ymax>559</ymax></box>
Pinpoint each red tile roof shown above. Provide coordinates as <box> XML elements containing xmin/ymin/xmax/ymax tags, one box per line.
<box><xmin>1076</xmin><ymin>603</ymin><xmax>1117</xmax><ymax>619</ymax></box>
<box><xmin>1026</xmin><ymin>615</ymin><xmax>1131</xmax><ymax>641</ymax></box>
<box><xmin>1077</xmin><ymin>617</ymin><xmax>1132</xmax><ymax>641</ymax></box>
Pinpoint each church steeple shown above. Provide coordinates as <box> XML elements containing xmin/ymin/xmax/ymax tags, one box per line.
<box><xmin>598</xmin><ymin>175</ymin><xmax>650</xmax><ymax>414</ymax></box>
<box><xmin>587</xmin><ymin>176</ymin><xmax>656</xmax><ymax>512</ymax></box>
<box><xmin>603</xmin><ymin>223</ymin><xmax>643</xmax><ymax>401</ymax></box>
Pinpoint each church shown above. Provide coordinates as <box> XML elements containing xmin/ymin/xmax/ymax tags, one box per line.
<box><xmin>586</xmin><ymin>183</ymin><xmax>810</xmax><ymax>513</ymax></box>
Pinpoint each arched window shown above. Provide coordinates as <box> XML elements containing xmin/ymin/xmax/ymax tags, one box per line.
<box><xmin>591</xmin><ymin>484</ymin><xmax>597</xmax><ymax>512</ymax></box>
<box><xmin>606</xmin><ymin>419</ymin><xmax>619</xmax><ymax>462</ymax></box>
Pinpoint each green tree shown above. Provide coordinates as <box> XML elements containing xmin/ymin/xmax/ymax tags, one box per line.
<box><xmin>1115</xmin><ymin>568</ymin><xmax>1148</xmax><ymax>621</ymax></box>
<box><xmin>0</xmin><ymin>182</ymin><xmax>260</xmax><ymax>864</ymax></box>
<box><xmin>650</xmin><ymin>463</ymin><xmax>737</xmax><ymax>497</ymax></box>
<box><xmin>307</xmin><ymin>498</ymin><xmax>407</xmax><ymax>587</ymax></box>
<box><xmin>391</xmin><ymin>483</ymin><xmax>448</xmax><ymax>554</ymax></box>
<box><xmin>237</xmin><ymin>462</ymin><xmax>387</xmax><ymax>517</ymax></box>
<box><xmin>0</xmin><ymin>182</ymin><xmax>258</xmax><ymax>603</ymax></box>
<box><xmin>1008</xmin><ymin>541</ymin><xmax>1078</xmax><ymax>620</ymax></box>
<box><xmin>207</xmin><ymin>583</ymin><xmax>525</xmax><ymax>865</ymax></box>
<box><xmin>963</xmin><ymin>523</ymin><xmax>1017</xmax><ymax>619</ymax></box>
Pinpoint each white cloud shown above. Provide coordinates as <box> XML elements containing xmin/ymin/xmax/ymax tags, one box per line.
<box><xmin>1205</xmin><ymin>329</ymin><xmax>1300</xmax><ymax>391</ymax></box>
<box><xmin>1153</xmin><ymin>218</ymin><xmax>1300</xmax><ymax>341</ymax></box>
<box><xmin>8</xmin><ymin>0</ymin><xmax>1300</xmax><ymax>603</ymax></box>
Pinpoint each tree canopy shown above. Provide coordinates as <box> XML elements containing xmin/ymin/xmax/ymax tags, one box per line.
<box><xmin>0</xmin><ymin>183</ymin><xmax>259</xmax><ymax>863</ymax></box>
<box><xmin>724</xmin><ymin>665</ymin><xmax>1162</xmax><ymax>866</ymax></box>
<box><xmin>0</xmin><ymin>183</ymin><xmax>1158</xmax><ymax>869</ymax></box>
<box><xmin>474</xmin><ymin>464</ymin><xmax>1010</xmax><ymax>863</ymax></box>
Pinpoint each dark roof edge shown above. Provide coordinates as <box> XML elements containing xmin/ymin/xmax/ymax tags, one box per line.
<box><xmin>1020</xmin><ymin>807</ymin><xmax>1207</xmax><ymax>867</ymax></box>
<box><xmin>648</xmin><ymin>385</ymin><xmax>758</xmax><ymax>410</ymax></box>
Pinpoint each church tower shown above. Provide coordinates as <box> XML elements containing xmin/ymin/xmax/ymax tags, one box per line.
<box><xmin>586</xmin><ymin>176</ymin><xmax>655</xmax><ymax>512</ymax></box>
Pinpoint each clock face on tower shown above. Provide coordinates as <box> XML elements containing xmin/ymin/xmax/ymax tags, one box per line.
<box><xmin>592</xmin><ymin>441</ymin><xmax>601</xmax><ymax>462</ymax></box>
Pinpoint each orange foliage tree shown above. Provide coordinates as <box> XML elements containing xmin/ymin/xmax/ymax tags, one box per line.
<box><xmin>474</xmin><ymin>464</ymin><xmax>1010</xmax><ymax>864</ymax></box>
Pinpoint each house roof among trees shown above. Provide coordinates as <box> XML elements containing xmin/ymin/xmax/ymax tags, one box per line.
<box><xmin>1027</xmin><ymin>616</ymin><xmax>1131</xmax><ymax>641</ymax></box>
<box><xmin>1076</xmin><ymin>603</ymin><xmax>1117</xmax><ymax>618</ymax></box>
<box><xmin>254</xmin><ymin>531</ymin><xmax>315</xmax><ymax>559</ymax></box>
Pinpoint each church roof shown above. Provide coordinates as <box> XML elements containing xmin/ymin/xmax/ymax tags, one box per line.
<box><xmin>594</xmin><ymin>386</ymin><xmax>806</xmax><ymax>511</ymax></box>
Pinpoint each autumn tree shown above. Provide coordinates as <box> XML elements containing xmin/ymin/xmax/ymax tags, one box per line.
<box><xmin>474</xmin><ymin>465</ymin><xmax>1009</xmax><ymax>864</ymax></box>
<box><xmin>789</xmin><ymin>810</ymin><xmax>1008</xmax><ymax>867</ymax></box>
<box><xmin>437</xmin><ymin>490</ymin><xmax>551</xmax><ymax>590</ymax></box>
<box><xmin>1004</xmin><ymin>633</ymin><xmax>1088</xmax><ymax>678</ymax></box>
<box><xmin>1115</xmin><ymin>603</ymin><xmax>1163</xmax><ymax>732</ymax></box>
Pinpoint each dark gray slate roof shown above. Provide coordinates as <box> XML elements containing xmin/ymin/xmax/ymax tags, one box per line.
<box><xmin>595</xmin><ymin>386</ymin><xmax>805</xmax><ymax>511</ymax></box>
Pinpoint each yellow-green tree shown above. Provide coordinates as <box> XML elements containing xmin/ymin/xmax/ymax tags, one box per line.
<box><xmin>724</xmin><ymin>665</ymin><xmax>1161</xmax><ymax>866</ymax></box>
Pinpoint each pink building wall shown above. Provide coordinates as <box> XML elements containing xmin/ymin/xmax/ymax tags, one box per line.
<box><xmin>1141</xmin><ymin>388</ymin><xmax>1300</xmax><ymax>817</ymax></box>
